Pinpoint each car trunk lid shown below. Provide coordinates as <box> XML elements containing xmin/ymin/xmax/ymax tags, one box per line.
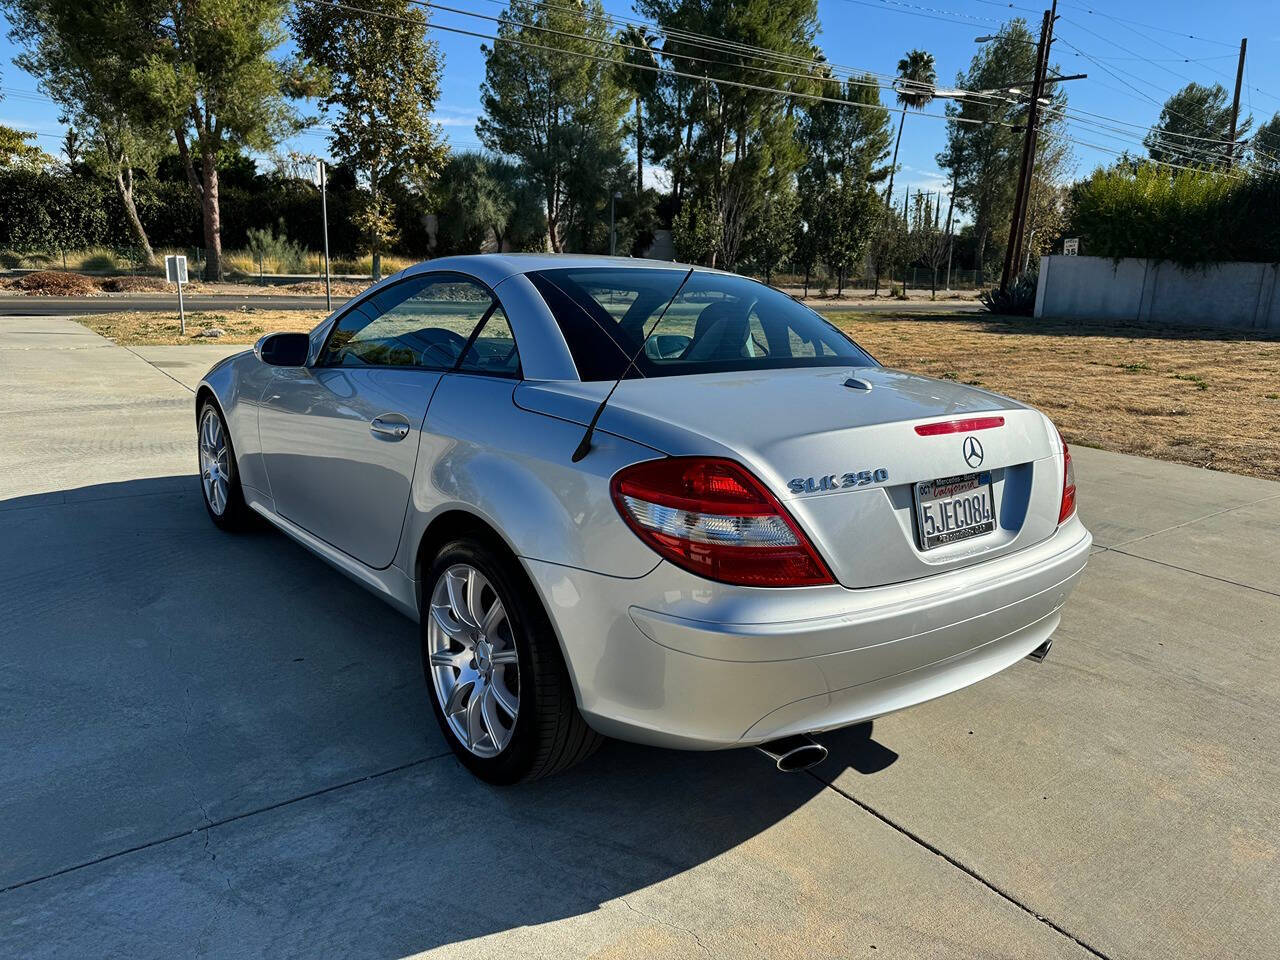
<box><xmin>515</xmin><ymin>366</ymin><xmax>1064</xmax><ymax>588</ymax></box>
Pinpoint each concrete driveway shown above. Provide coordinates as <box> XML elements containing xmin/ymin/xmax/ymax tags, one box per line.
<box><xmin>2</xmin><ymin>317</ymin><xmax>1277</xmax><ymax>959</ymax></box>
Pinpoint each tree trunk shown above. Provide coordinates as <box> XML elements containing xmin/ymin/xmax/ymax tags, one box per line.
<box><xmin>200</xmin><ymin>144</ymin><xmax>222</xmax><ymax>282</ymax></box>
<box><xmin>885</xmin><ymin>110</ymin><xmax>907</xmax><ymax>210</ymax></box>
<box><xmin>634</xmin><ymin>97</ymin><xmax>643</xmax><ymax>197</ymax></box>
<box><xmin>975</xmin><ymin>224</ymin><xmax>989</xmax><ymax>287</ymax></box>
<box><xmin>367</xmin><ymin>164</ymin><xmax>382</xmax><ymax>282</ymax></box>
<box><xmin>803</xmin><ymin>265</ymin><xmax>810</xmax><ymax>299</ymax></box>
<box><xmin>114</xmin><ymin>164</ymin><xmax>156</xmax><ymax>268</ymax></box>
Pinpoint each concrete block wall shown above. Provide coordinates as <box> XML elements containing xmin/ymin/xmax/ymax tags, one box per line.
<box><xmin>1034</xmin><ymin>255</ymin><xmax>1280</xmax><ymax>331</ymax></box>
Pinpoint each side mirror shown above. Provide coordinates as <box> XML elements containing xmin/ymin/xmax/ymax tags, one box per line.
<box><xmin>255</xmin><ymin>331</ymin><xmax>311</xmax><ymax>367</ymax></box>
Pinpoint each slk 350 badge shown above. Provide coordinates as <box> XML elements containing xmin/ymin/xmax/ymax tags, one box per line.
<box><xmin>789</xmin><ymin>468</ymin><xmax>890</xmax><ymax>494</ymax></box>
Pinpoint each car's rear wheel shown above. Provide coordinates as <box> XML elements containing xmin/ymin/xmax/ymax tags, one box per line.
<box><xmin>198</xmin><ymin>401</ymin><xmax>251</xmax><ymax>530</ymax></box>
<box><xmin>422</xmin><ymin>536</ymin><xmax>602</xmax><ymax>783</ymax></box>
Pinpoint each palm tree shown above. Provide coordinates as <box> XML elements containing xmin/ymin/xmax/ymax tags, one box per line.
<box><xmin>617</xmin><ymin>26</ymin><xmax>657</xmax><ymax>197</ymax></box>
<box><xmin>884</xmin><ymin>49</ymin><xmax>936</xmax><ymax>210</ymax></box>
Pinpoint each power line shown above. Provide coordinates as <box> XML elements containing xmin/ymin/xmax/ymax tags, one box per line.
<box><xmin>834</xmin><ymin>0</ymin><xmax>1002</xmax><ymax>26</ymax></box>
<box><xmin>1053</xmin><ymin>2</ymin><xmax>1240</xmax><ymax>49</ymax></box>
<box><xmin>320</xmin><ymin>0</ymin><xmax>1253</xmax><ymax>183</ymax></box>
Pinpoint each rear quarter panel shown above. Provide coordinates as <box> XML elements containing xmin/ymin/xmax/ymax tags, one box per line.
<box><xmin>398</xmin><ymin>373</ymin><xmax>666</xmax><ymax>580</ymax></box>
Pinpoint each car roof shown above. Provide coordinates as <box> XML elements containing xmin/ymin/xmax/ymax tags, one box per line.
<box><xmin>388</xmin><ymin>253</ymin><xmax>730</xmax><ymax>288</ymax></box>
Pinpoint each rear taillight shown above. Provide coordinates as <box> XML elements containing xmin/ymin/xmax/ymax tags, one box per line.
<box><xmin>1058</xmin><ymin>441</ymin><xmax>1076</xmax><ymax>524</ymax></box>
<box><xmin>610</xmin><ymin>457</ymin><xmax>834</xmax><ymax>587</ymax></box>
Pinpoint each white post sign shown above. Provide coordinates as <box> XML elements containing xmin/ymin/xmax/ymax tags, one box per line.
<box><xmin>166</xmin><ymin>254</ymin><xmax>188</xmax><ymax>334</ymax></box>
<box><xmin>1063</xmin><ymin>237</ymin><xmax>1080</xmax><ymax>256</ymax></box>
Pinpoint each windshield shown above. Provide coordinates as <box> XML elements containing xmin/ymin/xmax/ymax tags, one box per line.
<box><xmin>527</xmin><ymin>267</ymin><xmax>877</xmax><ymax>381</ymax></box>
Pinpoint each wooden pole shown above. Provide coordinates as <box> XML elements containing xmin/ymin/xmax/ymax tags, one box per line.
<box><xmin>1227</xmin><ymin>38</ymin><xmax>1247</xmax><ymax>169</ymax></box>
<box><xmin>1000</xmin><ymin>5</ymin><xmax>1053</xmax><ymax>293</ymax></box>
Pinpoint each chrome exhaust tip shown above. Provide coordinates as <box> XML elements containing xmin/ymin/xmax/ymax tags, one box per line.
<box><xmin>1026</xmin><ymin>638</ymin><xmax>1053</xmax><ymax>663</ymax></box>
<box><xmin>754</xmin><ymin>734</ymin><xmax>829</xmax><ymax>773</ymax></box>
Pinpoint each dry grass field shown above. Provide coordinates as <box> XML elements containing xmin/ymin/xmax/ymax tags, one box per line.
<box><xmin>78</xmin><ymin>309</ymin><xmax>329</xmax><ymax>346</ymax></box>
<box><xmin>832</xmin><ymin>311</ymin><xmax>1280</xmax><ymax>481</ymax></box>
<box><xmin>76</xmin><ymin>308</ymin><xmax>1280</xmax><ymax>480</ymax></box>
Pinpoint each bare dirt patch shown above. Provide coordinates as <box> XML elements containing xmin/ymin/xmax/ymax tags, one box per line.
<box><xmin>77</xmin><ymin>310</ymin><xmax>327</xmax><ymax>346</ymax></box>
<box><xmin>825</xmin><ymin>311</ymin><xmax>1280</xmax><ymax>481</ymax></box>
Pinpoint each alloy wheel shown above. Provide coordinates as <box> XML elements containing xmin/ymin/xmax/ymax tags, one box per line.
<box><xmin>199</xmin><ymin>408</ymin><xmax>231</xmax><ymax>516</ymax></box>
<box><xmin>427</xmin><ymin>563</ymin><xmax>521</xmax><ymax>757</ymax></box>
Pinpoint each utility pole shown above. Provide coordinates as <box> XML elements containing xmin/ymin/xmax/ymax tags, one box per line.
<box><xmin>1227</xmin><ymin>37</ymin><xmax>1247</xmax><ymax>169</ymax></box>
<box><xmin>1000</xmin><ymin>3</ymin><xmax>1054</xmax><ymax>293</ymax></box>
<box><xmin>943</xmin><ymin>187</ymin><xmax>955</xmax><ymax>290</ymax></box>
<box><xmin>317</xmin><ymin>160</ymin><xmax>332</xmax><ymax>311</ymax></box>
<box><xmin>610</xmin><ymin>190</ymin><xmax>622</xmax><ymax>255</ymax></box>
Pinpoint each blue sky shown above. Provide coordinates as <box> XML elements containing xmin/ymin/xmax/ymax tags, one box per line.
<box><xmin>2</xmin><ymin>0</ymin><xmax>1278</xmax><ymax>203</ymax></box>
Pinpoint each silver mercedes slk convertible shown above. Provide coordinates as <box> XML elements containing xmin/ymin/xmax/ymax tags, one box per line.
<box><xmin>196</xmin><ymin>254</ymin><xmax>1090</xmax><ymax>783</ymax></box>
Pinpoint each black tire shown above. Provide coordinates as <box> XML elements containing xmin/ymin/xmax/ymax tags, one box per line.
<box><xmin>421</xmin><ymin>535</ymin><xmax>603</xmax><ymax>784</ymax></box>
<box><xmin>197</xmin><ymin>400</ymin><xmax>252</xmax><ymax>531</ymax></box>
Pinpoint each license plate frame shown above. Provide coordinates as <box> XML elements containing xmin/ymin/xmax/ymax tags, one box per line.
<box><xmin>913</xmin><ymin>471</ymin><xmax>997</xmax><ymax>551</ymax></box>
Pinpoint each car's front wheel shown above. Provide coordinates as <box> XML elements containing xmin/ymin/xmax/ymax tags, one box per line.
<box><xmin>197</xmin><ymin>401</ymin><xmax>251</xmax><ymax>530</ymax></box>
<box><xmin>422</xmin><ymin>536</ymin><xmax>602</xmax><ymax>783</ymax></box>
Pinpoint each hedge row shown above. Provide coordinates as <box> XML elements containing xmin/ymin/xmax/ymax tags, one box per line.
<box><xmin>1068</xmin><ymin>165</ymin><xmax>1280</xmax><ymax>266</ymax></box>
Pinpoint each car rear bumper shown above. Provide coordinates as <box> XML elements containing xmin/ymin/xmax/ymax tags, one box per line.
<box><xmin>522</xmin><ymin>515</ymin><xmax>1091</xmax><ymax>750</ymax></box>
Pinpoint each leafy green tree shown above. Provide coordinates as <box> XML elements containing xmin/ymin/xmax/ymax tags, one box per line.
<box><xmin>4</xmin><ymin>0</ymin><xmax>171</xmax><ymax>265</ymax></box>
<box><xmin>937</xmin><ymin>21</ymin><xmax>1066</xmax><ymax>283</ymax></box>
<box><xmin>488</xmin><ymin>160</ymin><xmax>549</xmax><ymax>250</ymax></box>
<box><xmin>885</xmin><ymin>49</ymin><xmax>936</xmax><ymax>211</ymax></box>
<box><xmin>1251</xmin><ymin>112</ymin><xmax>1280</xmax><ymax>176</ymax></box>
<box><xmin>639</xmin><ymin>0</ymin><xmax>819</xmax><ymax>267</ymax></box>
<box><xmin>101</xmin><ymin>0</ymin><xmax>304</xmax><ymax>280</ymax></box>
<box><xmin>792</xmin><ymin>194</ymin><xmax>821</xmax><ymax>296</ymax></box>
<box><xmin>0</xmin><ymin>125</ymin><xmax>48</xmax><ymax>170</ymax></box>
<box><xmin>742</xmin><ymin>180</ymin><xmax>797</xmax><ymax>284</ymax></box>
<box><xmin>796</xmin><ymin>72</ymin><xmax>892</xmax><ymax>293</ymax></box>
<box><xmin>479</xmin><ymin>0</ymin><xmax>628</xmax><ymax>252</ymax></box>
<box><xmin>671</xmin><ymin>193</ymin><xmax>722</xmax><ymax>264</ymax></box>
<box><xmin>1144</xmin><ymin>82</ymin><xmax>1250</xmax><ymax>170</ymax></box>
<box><xmin>294</xmin><ymin>0</ymin><xmax>448</xmax><ymax>279</ymax></box>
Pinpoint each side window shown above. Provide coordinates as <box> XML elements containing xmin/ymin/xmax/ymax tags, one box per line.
<box><xmin>319</xmin><ymin>274</ymin><xmax>495</xmax><ymax>369</ymax></box>
<box><xmin>457</xmin><ymin>306</ymin><xmax>521</xmax><ymax>378</ymax></box>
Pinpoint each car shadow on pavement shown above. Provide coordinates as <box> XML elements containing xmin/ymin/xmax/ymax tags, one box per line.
<box><xmin>1</xmin><ymin>475</ymin><xmax>900</xmax><ymax>957</ymax></box>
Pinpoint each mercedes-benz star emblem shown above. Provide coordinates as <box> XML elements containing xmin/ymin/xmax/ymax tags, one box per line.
<box><xmin>963</xmin><ymin>435</ymin><xmax>984</xmax><ymax>468</ymax></box>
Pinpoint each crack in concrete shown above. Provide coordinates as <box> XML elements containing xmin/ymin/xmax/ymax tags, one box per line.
<box><xmin>618</xmin><ymin>895</ymin><xmax>711</xmax><ymax>956</ymax></box>
<box><xmin>1105</xmin><ymin>491</ymin><xmax>1280</xmax><ymax>550</ymax></box>
<box><xmin>810</xmin><ymin>772</ymin><xmax>1113</xmax><ymax>960</ymax></box>
<box><xmin>1100</xmin><ymin>547</ymin><xmax>1280</xmax><ymax>600</ymax></box>
<box><xmin>0</xmin><ymin>753</ymin><xmax>449</xmax><ymax>895</ymax></box>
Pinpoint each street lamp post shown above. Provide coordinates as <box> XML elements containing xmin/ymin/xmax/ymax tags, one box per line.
<box><xmin>610</xmin><ymin>190</ymin><xmax>622</xmax><ymax>256</ymax></box>
<box><xmin>315</xmin><ymin>160</ymin><xmax>332</xmax><ymax>311</ymax></box>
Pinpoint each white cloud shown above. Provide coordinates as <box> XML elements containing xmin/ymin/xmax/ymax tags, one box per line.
<box><xmin>435</xmin><ymin>114</ymin><xmax>478</xmax><ymax>128</ymax></box>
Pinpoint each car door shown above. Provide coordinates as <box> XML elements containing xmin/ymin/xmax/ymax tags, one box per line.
<box><xmin>258</xmin><ymin>272</ymin><xmax>501</xmax><ymax>569</ymax></box>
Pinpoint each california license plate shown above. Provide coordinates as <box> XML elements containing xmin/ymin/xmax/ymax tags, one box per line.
<box><xmin>914</xmin><ymin>471</ymin><xmax>997</xmax><ymax>550</ymax></box>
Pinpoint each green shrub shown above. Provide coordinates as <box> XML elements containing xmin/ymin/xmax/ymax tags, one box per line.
<box><xmin>81</xmin><ymin>252</ymin><xmax>121</xmax><ymax>272</ymax></box>
<box><xmin>979</xmin><ymin>271</ymin><xmax>1038</xmax><ymax>316</ymax></box>
<box><xmin>242</xmin><ymin>221</ymin><xmax>308</xmax><ymax>274</ymax></box>
<box><xmin>1069</xmin><ymin>163</ymin><xmax>1280</xmax><ymax>265</ymax></box>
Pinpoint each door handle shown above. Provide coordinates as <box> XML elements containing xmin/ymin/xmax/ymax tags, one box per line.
<box><xmin>370</xmin><ymin>415</ymin><xmax>410</xmax><ymax>441</ymax></box>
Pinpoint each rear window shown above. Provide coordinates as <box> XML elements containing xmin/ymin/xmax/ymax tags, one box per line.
<box><xmin>527</xmin><ymin>267</ymin><xmax>876</xmax><ymax>381</ymax></box>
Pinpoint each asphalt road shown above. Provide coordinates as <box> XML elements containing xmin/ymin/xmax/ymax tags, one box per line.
<box><xmin>0</xmin><ymin>293</ymin><xmax>336</xmax><ymax>315</ymax></box>
<box><xmin>2</xmin><ymin>316</ymin><xmax>1277</xmax><ymax>959</ymax></box>
<box><xmin>0</xmin><ymin>292</ymin><xmax>986</xmax><ymax>317</ymax></box>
